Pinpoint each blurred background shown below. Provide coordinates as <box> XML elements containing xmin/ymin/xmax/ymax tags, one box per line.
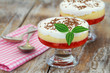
<box><xmin>0</xmin><ymin>0</ymin><xmax>62</xmax><ymax>34</ymax></box>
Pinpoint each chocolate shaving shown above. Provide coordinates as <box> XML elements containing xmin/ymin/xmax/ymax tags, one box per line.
<box><xmin>44</xmin><ymin>17</ymin><xmax>80</xmax><ymax>31</ymax></box>
<box><xmin>94</xmin><ymin>3</ymin><xmax>99</xmax><ymax>7</ymax></box>
<box><xmin>64</xmin><ymin>0</ymin><xmax>100</xmax><ymax>10</ymax></box>
<box><xmin>74</xmin><ymin>5</ymin><xmax>87</xmax><ymax>10</ymax></box>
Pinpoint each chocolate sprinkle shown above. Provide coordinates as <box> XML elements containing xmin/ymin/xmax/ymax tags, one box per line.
<box><xmin>44</xmin><ymin>17</ymin><xmax>80</xmax><ymax>31</ymax></box>
<box><xmin>64</xmin><ymin>0</ymin><xmax>101</xmax><ymax>10</ymax></box>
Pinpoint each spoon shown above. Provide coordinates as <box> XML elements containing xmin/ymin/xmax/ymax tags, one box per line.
<box><xmin>18</xmin><ymin>32</ymin><xmax>35</xmax><ymax>53</ymax></box>
<box><xmin>2</xmin><ymin>26</ymin><xmax>37</xmax><ymax>43</ymax></box>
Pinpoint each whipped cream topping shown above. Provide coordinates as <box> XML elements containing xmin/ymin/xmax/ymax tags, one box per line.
<box><xmin>38</xmin><ymin>17</ymin><xmax>89</xmax><ymax>39</ymax></box>
<box><xmin>60</xmin><ymin>0</ymin><xmax>105</xmax><ymax>16</ymax></box>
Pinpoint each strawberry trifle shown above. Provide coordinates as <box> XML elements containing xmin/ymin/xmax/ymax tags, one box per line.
<box><xmin>38</xmin><ymin>17</ymin><xmax>89</xmax><ymax>68</ymax></box>
<box><xmin>60</xmin><ymin>0</ymin><xmax>105</xmax><ymax>25</ymax></box>
<box><xmin>60</xmin><ymin>0</ymin><xmax>105</xmax><ymax>42</ymax></box>
<box><xmin>38</xmin><ymin>17</ymin><xmax>89</xmax><ymax>49</ymax></box>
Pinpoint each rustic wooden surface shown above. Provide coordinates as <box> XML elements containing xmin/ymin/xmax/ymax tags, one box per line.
<box><xmin>0</xmin><ymin>0</ymin><xmax>110</xmax><ymax>73</ymax></box>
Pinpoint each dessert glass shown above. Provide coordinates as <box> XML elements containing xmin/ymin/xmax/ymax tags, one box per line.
<box><xmin>38</xmin><ymin>17</ymin><xmax>89</xmax><ymax>68</ymax></box>
<box><xmin>60</xmin><ymin>0</ymin><xmax>105</xmax><ymax>42</ymax></box>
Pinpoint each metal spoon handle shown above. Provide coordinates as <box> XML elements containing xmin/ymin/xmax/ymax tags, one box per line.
<box><xmin>26</xmin><ymin>33</ymin><xmax>34</xmax><ymax>45</ymax></box>
<box><xmin>20</xmin><ymin>26</ymin><xmax>37</xmax><ymax>38</ymax></box>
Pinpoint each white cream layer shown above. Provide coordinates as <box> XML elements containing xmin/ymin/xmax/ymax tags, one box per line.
<box><xmin>60</xmin><ymin>0</ymin><xmax>105</xmax><ymax>16</ymax></box>
<box><xmin>38</xmin><ymin>17</ymin><xmax>89</xmax><ymax>39</ymax></box>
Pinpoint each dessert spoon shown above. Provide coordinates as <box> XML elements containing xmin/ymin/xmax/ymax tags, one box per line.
<box><xmin>2</xmin><ymin>26</ymin><xmax>37</xmax><ymax>43</ymax></box>
<box><xmin>18</xmin><ymin>32</ymin><xmax>35</xmax><ymax>53</ymax></box>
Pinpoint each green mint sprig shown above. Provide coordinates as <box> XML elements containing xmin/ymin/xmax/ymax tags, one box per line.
<box><xmin>54</xmin><ymin>23</ymin><xmax>88</xmax><ymax>46</ymax></box>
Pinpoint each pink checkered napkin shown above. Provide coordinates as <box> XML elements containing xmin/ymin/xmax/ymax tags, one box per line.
<box><xmin>0</xmin><ymin>24</ymin><xmax>49</xmax><ymax>71</ymax></box>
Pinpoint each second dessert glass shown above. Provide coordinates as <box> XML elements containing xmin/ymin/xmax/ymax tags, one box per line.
<box><xmin>38</xmin><ymin>17</ymin><xmax>89</xmax><ymax>68</ymax></box>
<box><xmin>60</xmin><ymin>0</ymin><xmax>105</xmax><ymax>42</ymax></box>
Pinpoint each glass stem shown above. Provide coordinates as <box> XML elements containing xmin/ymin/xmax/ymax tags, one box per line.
<box><xmin>55</xmin><ymin>49</ymin><xmax>72</xmax><ymax>57</ymax></box>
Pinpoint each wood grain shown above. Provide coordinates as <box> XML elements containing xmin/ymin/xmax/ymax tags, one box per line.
<box><xmin>0</xmin><ymin>0</ymin><xmax>110</xmax><ymax>73</ymax></box>
<box><xmin>0</xmin><ymin>0</ymin><xmax>35</xmax><ymax>35</ymax></box>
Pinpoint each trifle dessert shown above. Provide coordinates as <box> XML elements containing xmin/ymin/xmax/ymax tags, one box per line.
<box><xmin>60</xmin><ymin>0</ymin><xmax>105</xmax><ymax>42</ymax></box>
<box><xmin>38</xmin><ymin>17</ymin><xmax>89</xmax><ymax>68</ymax></box>
<box><xmin>60</xmin><ymin>0</ymin><xmax>105</xmax><ymax>25</ymax></box>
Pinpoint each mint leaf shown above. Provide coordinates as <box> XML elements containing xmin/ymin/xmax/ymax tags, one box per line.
<box><xmin>66</xmin><ymin>32</ymin><xmax>74</xmax><ymax>46</ymax></box>
<box><xmin>54</xmin><ymin>23</ymin><xmax>69</xmax><ymax>32</ymax></box>
<box><xmin>72</xmin><ymin>26</ymin><xmax>88</xmax><ymax>33</ymax></box>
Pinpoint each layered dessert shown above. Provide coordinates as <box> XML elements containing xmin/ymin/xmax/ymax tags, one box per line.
<box><xmin>60</xmin><ymin>0</ymin><xmax>105</xmax><ymax>25</ymax></box>
<box><xmin>38</xmin><ymin>17</ymin><xmax>89</xmax><ymax>49</ymax></box>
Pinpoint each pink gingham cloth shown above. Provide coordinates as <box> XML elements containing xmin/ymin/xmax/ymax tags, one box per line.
<box><xmin>0</xmin><ymin>24</ymin><xmax>49</xmax><ymax>71</ymax></box>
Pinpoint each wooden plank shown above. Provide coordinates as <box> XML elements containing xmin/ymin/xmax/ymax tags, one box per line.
<box><xmin>23</xmin><ymin>0</ymin><xmax>61</xmax><ymax>26</ymax></box>
<box><xmin>0</xmin><ymin>3</ymin><xmax>13</xmax><ymax>35</ymax></box>
<box><xmin>89</xmin><ymin>46</ymin><xmax>110</xmax><ymax>73</ymax></box>
<box><xmin>0</xmin><ymin>0</ymin><xmax>35</xmax><ymax>36</ymax></box>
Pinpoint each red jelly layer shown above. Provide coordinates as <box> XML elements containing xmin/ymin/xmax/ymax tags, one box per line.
<box><xmin>53</xmin><ymin>62</ymin><xmax>74</xmax><ymax>66</ymax></box>
<box><xmin>60</xmin><ymin>15</ymin><xmax>104</xmax><ymax>25</ymax></box>
<box><xmin>86</xmin><ymin>15</ymin><xmax>105</xmax><ymax>25</ymax></box>
<box><xmin>38</xmin><ymin>37</ymin><xmax>88</xmax><ymax>49</ymax></box>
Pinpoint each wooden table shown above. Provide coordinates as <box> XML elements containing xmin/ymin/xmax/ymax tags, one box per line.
<box><xmin>0</xmin><ymin>0</ymin><xmax>110</xmax><ymax>73</ymax></box>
